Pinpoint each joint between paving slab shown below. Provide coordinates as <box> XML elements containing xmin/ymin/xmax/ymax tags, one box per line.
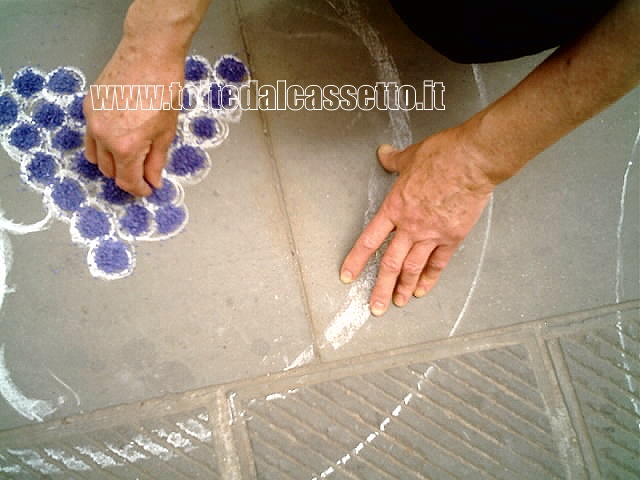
<box><xmin>525</xmin><ymin>330</ymin><xmax>588</xmax><ymax>479</ymax></box>
<box><xmin>546</xmin><ymin>338</ymin><xmax>602</xmax><ymax>479</ymax></box>
<box><xmin>213</xmin><ymin>301</ymin><xmax>639</xmax><ymax>403</ymax></box>
<box><xmin>1</xmin><ymin>300</ymin><xmax>637</xmax><ymax>477</ymax></box>
<box><xmin>232</xmin><ymin>0</ymin><xmax>320</xmax><ymax>367</ymax></box>
<box><xmin>209</xmin><ymin>389</ymin><xmax>246</xmax><ymax>480</ymax></box>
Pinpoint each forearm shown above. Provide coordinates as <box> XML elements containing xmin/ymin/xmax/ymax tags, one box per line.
<box><xmin>122</xmin><ymin>0</ymin><xmax>212</xmax><ymax>58</ymax></box>
<box><xmin>466</xmin><ymin>0</ymin><xmax>640</xmax><ymax>185</ymax></box>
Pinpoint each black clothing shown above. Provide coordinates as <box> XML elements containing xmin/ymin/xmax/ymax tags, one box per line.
<box><xmin>389</xmin><ymin>0</ymin><xmax>619</xmax><ymax>63</ymax></box>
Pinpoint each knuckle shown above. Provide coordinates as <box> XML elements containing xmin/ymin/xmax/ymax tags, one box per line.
<box><xmin>111</xmin><ymin>140</ymin><xmax>137</xmax><ymax>158</ymax></box>
<box><xmin>402</xmin><ymin>259</ymin><xmax>423</xmax><ymax>275</ymax></box>
<box><xmin>380</xmin><ymin>255</ymin><xmax>402</xmax><ymax>274</ymax></box>
<box><xmin>87</xmin><ymin>120</ymin><xmax>109</xmax><ymax>140</ymax></box>
<box><xmin>427</xmin><ymin>259</ymin><xmax>447</xmax><ymax>273</ymax></box>
<box><xmin>360</xmin><ymin>234</ymin><xmax>379</xmax><ymax>251</ymax></box>
<box><xmin>394</xmin><ymin>282</ymin><xmax>413</xmax><ymax>298</ymax></box>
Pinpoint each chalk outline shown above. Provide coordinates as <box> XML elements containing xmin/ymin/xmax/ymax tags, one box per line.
<box><xmin>0</xmin><ymin>55</ymin><xmax>249</xmax><ymax>280</ymax></box>
<box><xmin>615</xmin><ymin>91</ymin><xmax>640</xmax><ymax>428</ymax></box>
<box><xmin>310</xmin><ymin>9</ymin><xmax>494</xmax><ymax>467</ymax></box>
<box><xmin>0</xmin><ymin>53</ymin><xmax>249</xmax><ymax>425</ymax></box>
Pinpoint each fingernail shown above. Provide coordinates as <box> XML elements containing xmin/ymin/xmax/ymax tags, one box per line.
<box><xmin>340</xmin><ymin>270</ymin><xmax>353</xmax><ymax>284</ymax></box>
<box><xmin>393</xmin><ymin>294</ymin><xmax>407</xmax><ymax>307</ymax></box>
<box><xmin>414</xmin><ymin>287</ymin><xmax>426</xmax><ymax>298</ymax></box>
<box><xmin>371</xmin><ymin>301</ymin><xmax>386</xmax><ymax>316</ymax></box>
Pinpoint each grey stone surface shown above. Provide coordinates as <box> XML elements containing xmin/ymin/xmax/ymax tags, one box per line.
<box><xmin>0</xmin><ymin>0</ymin><xmax>311</xmax><ymax>431</ymax></box>
<box><xmin>0</xmin><ymin>0</ymin><xmax>638</xmax><ymax>478</ymax></box>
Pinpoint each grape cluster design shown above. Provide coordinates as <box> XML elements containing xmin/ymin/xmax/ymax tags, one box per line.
<box><xmin>0</xmin><ymin>54</ymin><xmax>249</xmax><ymax>279</ymax></box>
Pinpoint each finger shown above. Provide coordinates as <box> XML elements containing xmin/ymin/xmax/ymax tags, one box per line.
<box><xmin>114</xmin><ymin>153</ymin><xmax>152</xmax><ymax>197</ymax></box>
<box><xmin>84</xmin><ymin>135</ymin><xmax>98</xmax><ymax>165</ymax></box>
<box><xmin>376</xmin><ymin>143</ymin><xmax>400</xmax><ymax>173</ymax></box>
<box><xmin>392</xmin><ymin>242</ymin><xmax>436</xmax><ymax>307</ymax></box>
<box><xmin>377</xmin><ymin>143</ymin><xmax>417</xmax><ymax>174</ymax></box>
<box><xmin>369</xmin><ymin>233</ymin><xmax>413</xmax><ymax>316</ymax></box>
<box><xmin>340</xmin><ymin>213</ymin><xmax>395</xmax><ymax>284</ymax></box>
<box><xmin>144</xmin><ymin>136</ymin><xmax>172</xmax><ymax>189</ymax></box>
<box><xmin>414</xmin><ymin>244</ymin><xmax>458</xmax><ymax>297</ymax></box>
<box><xmin>96</xmin><ymin>144</ymin><xmax>115</xmax><ymax>178</ymax></box>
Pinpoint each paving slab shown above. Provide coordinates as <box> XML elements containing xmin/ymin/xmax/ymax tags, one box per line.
<box><xmin>237</xmin><ymin>0</ymin><xmax>639</xmax><ymax>361</ymax></box>
<box><xmin>0</xmin><ymin>0</ymin><xmax>638</xmax><ymax>478</ymax></box>
<box><xmin>0</xmin><ymin>0</ymin><xmax>311</xmax><ymax>431</ymax></box>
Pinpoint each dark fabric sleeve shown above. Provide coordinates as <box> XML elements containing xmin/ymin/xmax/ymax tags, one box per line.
<box><xmin>389</xmin><ymin>0</ymin><xmax>619</xmax><ymax>63</ymax></box>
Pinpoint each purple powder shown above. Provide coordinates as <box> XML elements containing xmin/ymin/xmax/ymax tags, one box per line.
<box><xmin>9</xmin><ymin>123</ymin><xmax>41</xmax><ymax>151</ymax></box>
<box><xmin>51</xmin><ymin>178</ymin><xmax>86</xmax><ymax>212</ymax></box>
<box><xmin>147</xmin><ymin>180</ymin><xmax>177</xmax><ymax>205</ymax></box>
<box><xmin>216</xmin><ymin>56</ymin><xmax>247</xmax><ymax>83</ymax></box>
<box><xmin>100</xmin><ymin>178</ymin><xmax>134</xmax><ymax>205</ymax></box>
<box><xmin>48</xmin><ymin>68</ymin><xmax>82</xmax><ymax>94</ymax></box>
<box><xmin>184</xmin><ymin>57</ymin><xmax>209</xmax><ymax>81</ymax></box>
<box><xmin>68</xmin><ymin>94</ymin><xmax>86</xmax><ymax>123</ymax></box>
<box><xmin>0</xmin><ymin>93</ymin><xmax>19</xmax><ymax>127</ymax></box>
<box><xmin>77</xmin><ymin>206</ymin><xmax>111</xmax><ymax>239</ymax></box>
<box><xmin>191</xmin><ymin>116</ymin><xmax>216</xmax><ymax>139</ymax></box>
<box><xmin>182</xmin><ymin>88</ymin><xmax>198</xmax><ymax>112</ymax></box>
<box><xmin>120</xmin><ymin>204</ymin><xmax>152</xmax><ymax>236</ymax></box>
<box><xmin>206</xmin><ymin>83</ymin><xmax>233</xmax><ymax>110</ymax></box>
<box><xmin>167</xmin><ymin>145</ymin><xmax>207</xmax><ymax>177</ymax></box>
<box><xmin>33</xmin><ymin>102</ymin><xmax>65</xmax><ymax>129</ymax></box>
<box><xmin>13</xmin><ymin>69</ymin><xmax>45</xmax><ymax>98</ymax></box>
<box><xmin>52</xmin><ymin>126</ymin><xmax>83</xmax><ymax>151</ymax></box>
<box><xmin>72</xmin><ymin>151</ymin><xmax>103</xmax><ymax>180</ymax></box>
<box><xmin>26</xmin><ymin>152</ymin><xmax>57</xmax><ymax>184</ymax></box>
<box><xmin>155</xmin><ymin>204</ymin><xmax>186</xmax><ymax>234</ymax></box>
<box><xmin>93</xmin><ymin>239</ymin><xmax>131</xmax><ymax>274</ymax></box>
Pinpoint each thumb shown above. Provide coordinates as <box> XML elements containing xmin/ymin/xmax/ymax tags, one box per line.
<box><xmin>376</xmin><ymin>143</ymin><xmax>402</xmax><ymax>173</ymax></box>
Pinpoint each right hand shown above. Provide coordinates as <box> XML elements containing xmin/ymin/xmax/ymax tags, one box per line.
<box><xmin>340</xmin><ymin>127</ymin><xmax>496</xmax><ymax>315</ymax></box>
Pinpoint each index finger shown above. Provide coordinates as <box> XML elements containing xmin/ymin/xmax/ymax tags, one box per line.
<box><xmin>340</xmin><ymin>213</ymin><xmax>395</xmax><ymax>283</ymax></box>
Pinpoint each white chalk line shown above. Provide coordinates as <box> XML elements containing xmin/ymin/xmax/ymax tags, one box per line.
<box><xmin>47</xmin><ymin>369</ymin><xmax>81</xmax><ymax>409</ymax></box>
<box><xmin>615</xmin><ymin>91</ymin><xmax>640</xmax><ymax>428</ymax></box>
<box><xmin>0</xmin><ymin>415</ymin><xmax>214</xmax><ymax>474</ymax></box>
<box><xmin>322</xmin><ymin>0</ymin><xmax>411</xmax><ymax>351</ymax></box>
<box><xmin>0</xmin><ymin>229</ymin><xmax>13</xmax><ymax>314</ymax></box>
<box><xmin>284</xmin><ymin>344</ymin><xmax>315</xmax><ymax>371</ymax></box>
<box><xmin>0</xmin><ymin>344</ymin><xmax>58</xmax><ymax>422</ymax></box>
<box><xmin>0</xmin><ymin>207</ymin><xmax>54</xmax><ymax>236</ymax></box>
<box><xmin>277</xmin><ymin>0</ymin><xmax>493</xmax><ymax>472</ymax></box>
<box><xmin>0</xmin><ymin>205</ymin><xmax>53</xmax><ymax>315</ymax></box>
<box><xmin>0</xmin><ymin>205</ymin><xmax>70</xmax><ymax>424</ymax></box>
<box><xmin>309</xmin><ymin>61</ymin><xmax>494</xmax><ymax>479</ymax></box>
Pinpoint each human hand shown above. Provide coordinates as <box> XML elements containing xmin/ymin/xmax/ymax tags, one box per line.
<box><xmin>83</xmin><ymin>40</ymin><xmax>184</xmax><ymax>196</ymax></box>
<box><xmin>340</xmin><ymin>127</ymin><xmax>495</xmax><ymax>316</ymax></box>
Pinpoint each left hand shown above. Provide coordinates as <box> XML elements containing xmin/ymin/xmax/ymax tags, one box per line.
<box><xmin>83</xmin><ymin>38</ymin><xmax>184</xmax><ymax>196</ymax></box>
<box><xmin>340</xmin><ymin>126</ymin><xmax>495</xmax><ymax>316</ymax></box>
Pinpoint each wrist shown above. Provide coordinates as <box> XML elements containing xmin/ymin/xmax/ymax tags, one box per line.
<box><xmin>460</xmin><ymin>108</ymin><xmax>530</xmax><ymax>187</ymax></box>
<box><xmin>122</xmin><ymin>1</ymin><xmax>206</xmax><ymax>58</ymax></box>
